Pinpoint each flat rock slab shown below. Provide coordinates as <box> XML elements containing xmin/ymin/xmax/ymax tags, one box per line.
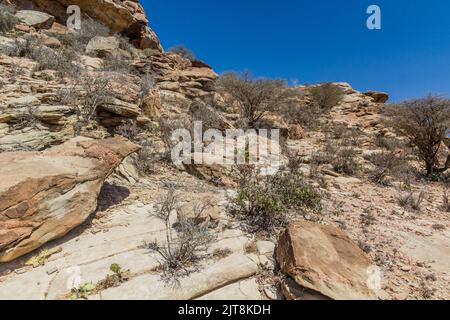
<box><xmin>100</xmin><ymin>254</ymin><xmax>259</xmax><ymax>300</ymax></box>
<box><xmin>0</xmin><ymin>136</ymin><xmax>140</xmax><ymax>262</ymax></box>
<box><xmin>277</xmin><ymin>221</ymin><xmax>381</xmax><ymax>300</ymax></box>
<box><xmin>197</xmin><ymin>278</ymin><xmax>262</xmax><ymax>300</ymax></box>
<box><xmin>15</xmin><ymin>10</ymin><xmax>55</xmax><ymax>29</ymax></box>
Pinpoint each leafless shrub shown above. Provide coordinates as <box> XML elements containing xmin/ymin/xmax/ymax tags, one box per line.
<box><xmin>218</xmin><ymin>71</ymin><xmax>301</xmax><ymax>127</ymax></box>
<box><xmin>325</xmin><ymin>122</ymin><xmax>348</xmax><ymax>139</ymax></box>
<box><xmin>366</xmin><ymin>152</ymin><xmax>402</xmax><ymax>185</ymax></box>
<box><xmin>101</xmin><ymin>57</ymin><xmax>131</xmax><ymax>74</ymax></box>
<box><xmin>309</xmin><ymin>83</ymin><xmax>344</xmax><ymax>111</ymax></box>
<box><xmin>310</xmin><ymin>142</ymin><xmax>336</xmax><ymax>166</ymax></box>
<box><xmin>9</xmin><ymin>62</ymin><xmax>25</xmax><ymax>82</ymax></box>
<box><xmin>0</xmin><ymin>4</ymin><xmax>19</xmax><ymax>33</ymax></box>
<box><xmin>375</xmin><ymin>135</ymin><xmax>407</xmax><ymax>151</ymax></box>
<box><xmin>70</xmin><ymin>73</ymin><xmax>114</xmax><ymax>134</ymax></box>
<box><xmin>340</xmin><ymin>127</ymin><xmax>364</xmax><ymax>147</ymax></box>
<box><xmin>147</xmin><ymin>189</ymin><xmax>214</xmax><ymax>283</ymax></box>
<box><xmin>8</xmin><ymin>36</ymin><xmax>79</xmax><ymax>77</ymax></box>
<box><xmin>53</xmin><ymin>18</ymin><xmax>110</xmax><ymax>53</ymax></box>
<box><xmin>332</xmin><ymin>147</ymin><xmax>360</xmax><ymax>176</ymax></box>
<box><xmin>386</xmin><ymin>96</ymin><xmax>450</xmax><ymax>175</ymax></box>
<box><xmin>139</xmin><ymin>72</ymin><xmax>155</xmax><ymax>100</ymax></box>
<box><xmin>285</xmin><ymin>150</ymin><xmax>304</xmax><ymax>173</ymax></box>
<box><xmin>135</xmin><ymin>141</ymin><xmax>157</xmax><ymax>174</ymax></box>
<box><xmin>12</xmin><ymin>106</ymin><xmax>39</xmax><ymax>130</ymax></box>
<box><xmin>115</xmin><ymin>120</ymin><xmax>142</xmax><ymax>142</ymax></box>
<box><xmin>115</xmin><ymin>33</ymin><xmax>136</xmax><ymax>56</ymax></box>
<box><xmin>168</xmin><ymin>44</ymin><xmax>195</xmax><ymax>61</ymax></box>
<box><xmin>284</xmin><ymin>101</ymin><xmax>321</xmax><ymax>130</ymax></box>
<box><xmin>419</xmin><ymin>280</ymin><xmax>435</xmax><ymax>299</ymax></box>
<box><xmin>397</xmin><ymin>191</ymin><xmax>425</xmax><ymax>212</ymax></box>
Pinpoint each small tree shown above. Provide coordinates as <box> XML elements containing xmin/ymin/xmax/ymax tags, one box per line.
<box><xmin>388</xmin><ymin>96</ymin><xmax>450</xmax><ymax>175</ymax></box>
<box><xmin>218</xmin><ymin>71</ymin><xmax>300</xmax><ymax>127</ymax></box>
<box><xmin>309</xmin><ymin>83</ymin><xmax>344</xmax><ymax>110</ymax></box>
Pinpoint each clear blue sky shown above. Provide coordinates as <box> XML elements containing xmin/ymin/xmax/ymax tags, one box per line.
<box><xmin>142</xmin><ymin>0</ymin><xmax>450</xmax><ymax>102</ymax></box>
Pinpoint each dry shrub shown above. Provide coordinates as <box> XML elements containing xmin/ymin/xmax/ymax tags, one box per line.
<box><xmin>8</xmin><ymin>36</ymin><xmax>79</xmax><ymax>77</ymax></box>
<box><xmin>168</xmin><ymin>44</ymin><xmax>195</xmax><ymax>61</ymax></box>
<box><xmin>282</xmin><ymin>100</ymin><xmax>321</xmax><ymax>130</ymax></box>
<box><xmin>0</xmin><ymin>4</ymin><xmax>19</xmax><ymax>33</ymax></box>
<box><xmin>366</xmin><ymin>151</ymin><xmax>404</xmax><ymax>185</ymax></box>
<box><xmin>218</xmin><ymin>71</ymin><xmax>301</xmax><ymax>127</ymax></box>
<box><xmin>397</xmin><ymin>191</ymin><xmax>425</xmax><ymax>212</ymax></box>
<box><xmin>386</xmin><ymin>96</ymin><xmax>450</xmax><ymax>175</ymax></box>
<box><xmin>332</xmin><ymin>147</ymin><xmax>360</xmax><ymax>176</ymax></box>
<box><xmin>147</xmin><ymin>189</ymin><xmax>214</xmax><ymax>282</ymax></box>
<box><xmin>53</xmin><ymin>18</ymin><xmax>110</xmax><ymax>53</ymax></box>
<box><xmin>309</xmin><ymin>83</ymin><xmax>344</xmax><ymax>111</ymax></box>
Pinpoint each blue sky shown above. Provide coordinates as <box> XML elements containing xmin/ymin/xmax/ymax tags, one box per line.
<box><xmin>142</xmin><ymin>0</ymin><xmax>450</xmax><ymax>102</ymax></box>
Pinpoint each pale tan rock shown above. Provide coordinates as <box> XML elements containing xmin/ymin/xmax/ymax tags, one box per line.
<box><xmin>85</xmin><ymin>36</ymin><xmax>120</xmax><ymax>58</ymax></box>
<box><xmin>0</xmin><ymin>136</ymin><xmax>140</xmax><ymax>262</ymax></box>
<box><xmin>15</xmin><ymin>10</ymin><xmax>55</xmax><ymax>29</ymax></box>
<box><xmin>100</xmin><ymin>254</ymin><xmax>259</xmax><ymax>300</ymax></box>
<box><xmin>100</xmin><ymin>98</ymin><xmax>140</xmax><ymax>117</ymax></box>
<box><xmin>13</xmin><ymin>0</ymin><xmax>162</xmax><ymax>50</ymax></box>
<box><xmin>277</xmin><ymin>221</ymin><xmax>380</xmax><ymax>300</ymax></box>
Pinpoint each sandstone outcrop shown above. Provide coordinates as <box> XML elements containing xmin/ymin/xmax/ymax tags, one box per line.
<box><xmin>0</xmin><ymin>136</ymin><xmax>140</xmax><ymax>262</ymax></box>
<box><xmin>363</xmin><ymin>90</ymin><xmax>389</xmax><ymax>103</ymax></box>
<box><xmin>11</xmin><ymin>0</ymin><xmax>162</xmax><ymax>50</ymax></box>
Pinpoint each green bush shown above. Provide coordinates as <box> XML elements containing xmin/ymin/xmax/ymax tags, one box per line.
<box><xmin>233</xmin><ymin>169</ymin><xmax>321</xmax><ymax>233</ymax></box>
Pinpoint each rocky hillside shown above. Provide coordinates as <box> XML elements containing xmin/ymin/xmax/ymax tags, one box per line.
<box><xmin>0</xmin><ymin>1</ymin><xmax>449</xmax><ymax>300</ymax></box>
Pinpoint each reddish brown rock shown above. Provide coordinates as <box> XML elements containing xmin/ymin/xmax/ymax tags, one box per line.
<box><xmin>0</xmin><ymin>137</ymin><xmax>140</xmax><ymax>262</ymax></box>
<box><xmin>277</xmin><ymin>221</ymin><xmax>381</xmax><ymax>300</ymax></box>
<box><xmin>12</xmin><ymin>0</ymin><xmax>162</xmax><ymax>50</ymax></box>
<box><xmin>364</xmin><ymin>90</ymin><xmax>389</xmax><ymax>103</ymax></box>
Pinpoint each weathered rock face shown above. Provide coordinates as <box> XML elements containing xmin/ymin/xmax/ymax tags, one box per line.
<box><xmin>276</xmin><ymin>221</ymin><xmax>380</xmax><ymax>300</ymax></box>
<box><xmin>133</xmin><ymin>53</ymin><xmax>219</xmax><ymax>106</ymax></box>
<box><xmin>0</xmin><ymin>136</ymin><xmax>140</xmax><ymax>262</ymax></box>
<box><xmin>11</xmin><ymin>0</ymin><xmax>162</xmax><ymax>50</ymax></box>
<box><xmin>15</xmin><ymin>10</ymin><xmax>55</xmax><ymax>29</ymax></box>
<box><xmin>363</xmin><ymin>90</ymin><xmax>389</xmax><ymax>104</ymax></box>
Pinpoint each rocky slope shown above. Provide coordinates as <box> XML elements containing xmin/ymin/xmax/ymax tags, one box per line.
<box><xmin>10</xmin><ymin>0</ymin><xmax>162</xmax><ymax>50</ymax></box>
<box><xmin>0</xmin><ymin>1</ymin><xmax>448</xmax><ymax>301</ymax></box>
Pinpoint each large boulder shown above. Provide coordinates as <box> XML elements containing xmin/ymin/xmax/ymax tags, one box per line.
<box><xmin>11</xmin><ymin>0</ymin><xmax>162</xmax><ymax>50</ymax></box>
<box><xmin>0</xmin><ymin>136</ymin><xmax>140</xmax><ymax>262</ymax></box>
<box><xmin>276</xmin><ymin>221</ymin><xmax>381</xmax><ymax>300</ymax></box>
<box><xmin>363</xmin><ymin>90</ymin><xmax>389</xmax><ymax>103</ymax></box>
<box><xmin>85</xmin><ymin>36</ymin><xmax>120</xmax><ymax>58</ymax></box>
